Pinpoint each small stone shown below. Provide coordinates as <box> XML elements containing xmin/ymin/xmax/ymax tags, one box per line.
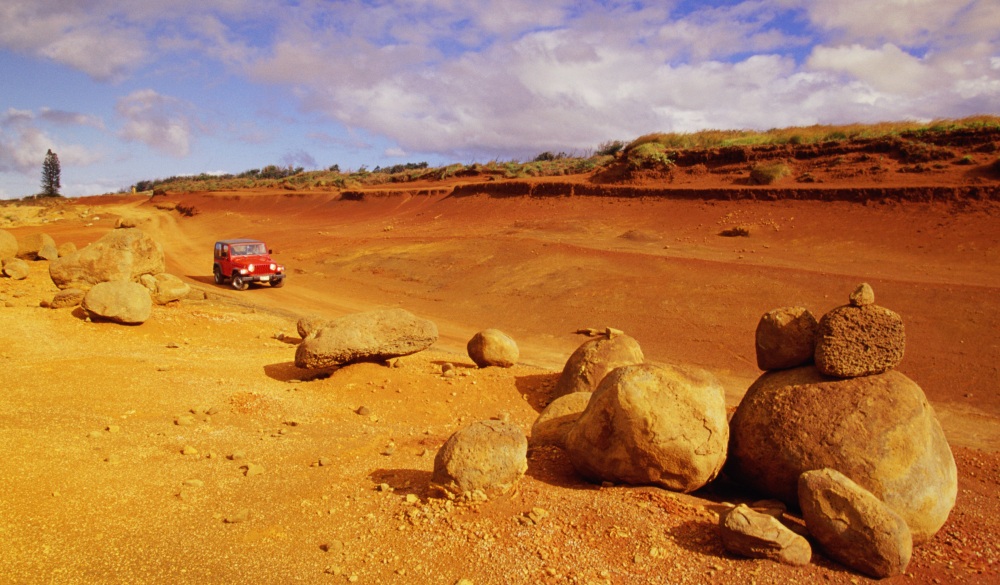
<box><xmin>181</xmin><ymin>445</ymin><xmax>199</xmax><ymax>456</ymax></box>
<box><xmin>243</xmin><ymin>463</ymin><xmax>264</xmax><ymax>477</ymax></box>
<box><xmin>405</xmin><ymin>494</ymin><xmax>419</xmax><ymax>504</ymax></box>
<box><xmin>224</xmin><ymin>509</ymin><xmax>250</xmax><ymax>524</ymax></box>
<box><xmin>105</xmin><ymin>454</ymin><xmax>121</xmax><ymax>464</ymax></box>
<box><xmin>87</xmin><ymin>430</ymin><xmax>103</xmax><ymax>439</ymax></box>
<box><xmin>205</xmin><ymin>406</ymin><xmax>219</xmax><ymax>416</ymax></box>
<box><xmin>183</xmin><ymin>479</ymin><xmax>204</xmax><ymax>488</ymax></box>
<box><xmin>377</xmin><ymin>483</ymin><xmax>393</xmax><ymax>492</ymax></box>
<box><xmin>317</xmin><ymin>456</ymin><xmax>332</xmax><ymax>467</ymax></box>
<box><xmin>230</xmin><ymin>451</ymin><xmax>246</xmax><ymax>461</ymax></box>
<box><xmin>175</xmin><ymin>415</ymin><xmax>196</xmax><ymax>426</ymax></box>
<box><xmin>850</xmin><ymin>283</ymin><xmax>875</xmax><ymax>307</ymax></box>
<box><xmin>106</xmin><ymin>425</ymin><xmax>120</xmax><ymax>433</ymax></box>
<box><xmin>356</xmin><ymin>406</ymin><xmax>371</xmax><ymax>416</ymax></box>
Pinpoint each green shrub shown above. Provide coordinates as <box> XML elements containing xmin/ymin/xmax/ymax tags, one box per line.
<box><xmin>626</xmin><ymin>143</ymin><xmax>673</xmax><ymax>169</ymax></box>
<box><xmin>750</xmin><ymin>162</ymin><xmax>792</xmax><ymax>185</ymax></box>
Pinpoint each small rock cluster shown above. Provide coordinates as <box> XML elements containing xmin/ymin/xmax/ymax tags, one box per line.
<box><xmin>1</xmin><ymin>225</ymin><xmax>192</xmax><ymax>324</ymax></box>
<box><xmin>726</xmin><ymin>283</ymin><xmax>956</xmax><ymax>578</ymax></box>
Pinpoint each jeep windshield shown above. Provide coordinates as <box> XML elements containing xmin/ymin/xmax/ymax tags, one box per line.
<box><xmin>232</xmin><ymin>243</ymin><xmax>267</xmax><ymax>256</ymax></box>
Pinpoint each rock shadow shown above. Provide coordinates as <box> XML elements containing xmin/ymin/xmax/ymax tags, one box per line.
<box><xmin>369</xmin><ymin>468</ymin><xmax>434</xmax><ymax>499</ymax></box>
<box><xmin>264</xmin><ymin>361</ymin><xmax>335</xmax><ymax>382</ymax></box>
<box><xmin>524</xmin><ymin>444</ymin><xmax>597</xmax><ymax>491</ymax></box>
<box><xmin>515</xmin><ymin>372</ymin><xmax>560</xmax><ymax>413</ymax></box>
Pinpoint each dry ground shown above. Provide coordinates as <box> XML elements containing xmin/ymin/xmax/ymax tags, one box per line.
<box><xmin>1</xmin><ymin>154</ymin><xmax>998</xmax><ymax>584</ymax></box>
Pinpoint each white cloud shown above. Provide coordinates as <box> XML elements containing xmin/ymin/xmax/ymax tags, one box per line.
<box><xmin>808</xmin><ymin>43</ymin><xmax>930</xmax><ymax>93</ymax></box>
<box><xmin>0</xmin><ymin>108</ymin><xmax>102</xmax><ymax>175</ymax></box>
<box><xmin>116</xmin><ymin>90</ymin><xmax>197</xmax><ymax>157</ymax></box>
<box><xmin>804</xmin><ymin>0</ymin><xmax>975</xmax><ymax>45</ymax></box>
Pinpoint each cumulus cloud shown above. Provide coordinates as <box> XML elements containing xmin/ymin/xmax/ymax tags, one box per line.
<box><xmin>116</xmin><ymin>90</ymin><xmax>197</xmax><ymax>157</ymax></box>
<box><xmin>0</xmin><ymin>108</ymin><xmax>102</xmax><ymax>175</ymax></box>
<box><xmin>239</xmin><ymin>0</ymin><xmax>999</xmax><ymax>159</ymax></box>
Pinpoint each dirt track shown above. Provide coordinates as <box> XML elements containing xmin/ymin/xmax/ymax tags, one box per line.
<box><xmin>1</xmin><ymin>149</ymin><xmax>999</xmax><ymax>583</ymax></box>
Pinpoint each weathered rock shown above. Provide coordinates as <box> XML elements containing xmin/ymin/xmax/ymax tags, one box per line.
<box><xmin>849</xmin><ymin>282</ymin><xmax>875</xmax><ymax>307</ymax></box>
<box><xmin>726</xmin><ymin>366</ymin><xmax>956</xmax><ymax>544</ymax></box>
<box><xmin>755</xmin><ymin>306</ymin><xmax>818</xmax><ymax>370</ymax></box>
<box><xmin>719</xmin><ymin>504</ymin><xmax>812</xmax><ymax>566</ymax></box>
<box><xmin>297</xmin><ymin>314</ymin><xmax>329</xmax><ymax>339</ymax></box>
<box><xmin>82</xmin><ymin>281</ymin><xmax>152</xmax><ymax>324</ymax></box>
<box><xmin>431</xmin><ymin>420</ymin><xmax>528</xmax><ymax>496</ymax></box>
<box><xmin>0</xmin><ymin>229</ymin><xmax>16</xmax><ymax>261</ymax></box>
<box><xmin>37</xmin><ymin>242</ymin><xmax>59</xmax><ymax>261</ymax></box>
<box><xmin>529</xmin><ymin>392</ymin><xmax>592</xmax><ymax>449</ymax></box>
<box><xmin>141</xmin><ymin>273</ymin><xmax>190</xmax><ymax>304</ymax></box>
<box><xmin>57</xmin><ymin>241</ymin><xmax>77</xmax><ymax>258</ymax></box>
<box><xmin>814</xmin><ymin>303</ymin><xmax>905</xmax><ymax>377</ymax></box>
<box><xmin>50</xmin><ymin>288</ymin><xmax>86</xmax><ymax>309</ymax></box>
<box><xmin>799</xmin><ymin>468</ymin><xmax>912</xmax><ymax>579</ymax></box>
<box><xmin>2</xmin><ymin>258</ymin><xmax>29</xmax><ymax>280</ymax></box>
<box><xmin>49</xmin><ymin>228</ymin><xmax>165</xmax><ymax>290</ymax></box>
<box><xmin>294</xmin><ymin>308</ymin><xmax>437</xmax><ymax>369</ymax></box>
<box><xmin>565</xmin><ymin>362</ymin><xmax>728</xmax><ymax>492</ymax></box>
<box><xmin>553</xmin><ymin>333</ymin><xmax>644</xmax><ymax>397</ymax></box>
<box><xmin>467</xmin><ymin>328</ymin><xmax>519</xmax><ymax>368</ymax></box>
<box><xmin>16</xmin><ymin>232</ymin><xmax>56</xmax><ymax>260</ymax></box>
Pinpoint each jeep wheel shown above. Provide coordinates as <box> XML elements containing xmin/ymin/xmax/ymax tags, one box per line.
<box><xmin>232</xmin><ymin>275</ymin><xmax>249</xmax><ymax>291</ymax></box>
<box><xmin>213</xmin><ymin>266</ymin><xmax>224</xmax><ymax>284</ymax></box>
<box><xmin>270</xmin><ymin>277</ymin><xmax>285</xmax><ymax>288</ymax></box>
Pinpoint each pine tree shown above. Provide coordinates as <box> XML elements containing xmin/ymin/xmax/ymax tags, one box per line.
<box><xmin>41</xmin><ymin>149</ymin><xmax>61</xmax><ymax>197</ymax></box>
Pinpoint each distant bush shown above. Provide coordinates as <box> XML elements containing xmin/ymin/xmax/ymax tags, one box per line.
<box><xmin>595</xmin><ymin>140</ymin><xmax>626</xmax><ymax>156</ymax></box>
<box><xmin>750</xmin><ymin>162</ymin><xmax>792</xmax><ymax>185</ymax></box>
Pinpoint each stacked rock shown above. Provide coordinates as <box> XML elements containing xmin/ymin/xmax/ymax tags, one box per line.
<box><xmin>727</xmin><ymin>283</ymin><xmax>957</xmax><ymax>578</ymax></box>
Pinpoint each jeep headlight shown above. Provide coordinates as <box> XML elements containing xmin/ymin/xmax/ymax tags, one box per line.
<box><xmin>239</xmin><ymin>268</ymin><xmax>248</xmax><ymax>275</ymax></box>
<box><xmin>247</xmin><ymin>264</ymin><xmax>255</xmax><ymax>273</ymax></box>
<box><xmin>269</xmin><ymin>263</ymin><xmax>276</xmax><ymax>271</ymax></box>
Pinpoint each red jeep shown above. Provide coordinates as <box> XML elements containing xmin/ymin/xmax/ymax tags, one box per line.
<box><xmin>213</xmin><ymin>239</ymin><xmax>285</xmax><ymax>290</ymax></box>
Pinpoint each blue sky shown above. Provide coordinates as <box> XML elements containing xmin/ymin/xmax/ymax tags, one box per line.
<box><xmin>1</xmin><ymin>0</ymin><xmax>998</xmax><ymax>198</ymax></box>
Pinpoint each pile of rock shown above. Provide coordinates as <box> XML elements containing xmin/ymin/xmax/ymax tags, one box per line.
<box><xmin>726</xmin><ymin>283</ymin><xmax>957</xmax><ymax>578</ymax></box>
<box><xmin>531</xmin><ymin>328</ymin><xmax>729</xmax><ymax>494</ymax></box>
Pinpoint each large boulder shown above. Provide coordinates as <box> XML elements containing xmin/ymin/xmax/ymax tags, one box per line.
<box><xmin>755</xmin><ymin>306</ymin><xmax>818</xmax><ymax>370</ymax></box>
<box><xmin>726</xmin><ymin>366</ymin><xmax>956</xmax><ymax>544</ymax></box>
<box><xmin>49</xmin><ymin>228</ymin><xmax>165</xmax><ymax>290</ymax></box>
<box><xmin>553</xmin><ymin>333</ymin><xmax>644</xmax><ymax>397</ymax></box>
<box><xmin>141</xmin><ymin>273</ymin><xmax>190</xmax><ymax>304</ymax></box>
<box><xmin>17</xmin><ymin>232</ymin><xmax>56</xmax><ymax>260</ymax></box>
<box><xmin>2</xmin><ymin>258</ymin><xmax>29</xmax><ymax>280</ymax></box>
<box><xmin>814</xmin><ymin>290</ymin><xmax>905</xmax><ymax>377</ymax></box>
<box><xmin>297</xmin><ymin>314</ymin><xmax>329</xmax><ymax>339</ymax></box>
<box><xmin>565</xmin><ymin>362</ymin><xmax>728</xmax><ymax>493</ymax></box>
<box><xmin>431</xmin><ymin>420</ymin><xmax>528</xmax><ymax>497</ymax></box>
<box><xmin>82</xmin><ymin>281</ymin><xmax>152</xmax><ymax>324</ymax></box>
<box><xmin>529</xmin><ymin>391</ymin><xmax>592</xmax><ymax>449</ymax></box>
<box><xmin>294</xmin><ymin>308</ymin><xmax>438</xmax><ymax>369</ymax></box>
<box><xmin>799</xmin><ymin>468</ymin><xmax>912</xmax><ymax>579</ymax></box>
<box><xmin>0</xmin><ymin>229</ymin><xmax>16</xmax><ymax>261</ymax></box>
<box><xmin>467</xmin><ymin>328</ymin><xmax>519</xmax><ymax>368</ymax></box>
<box><xmin>719</xmin><ymin>504</ymin><xmax>812</xmax><ymax>566</ymax></box>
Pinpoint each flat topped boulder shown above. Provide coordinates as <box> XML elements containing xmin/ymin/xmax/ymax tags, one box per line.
<box><xmin>295</xmin><ymin>308</ymin><xmax>438</xmax><ymax>369</ymax></box>
<box><xmin>49</xmin><ymin>228</ymin><xmax>165</xmax><ymax>290</ymax></box>
<box><xmin>726</xmin><ymin>366</ymin><xmax>956</xmax><ymax>544</ymax></box>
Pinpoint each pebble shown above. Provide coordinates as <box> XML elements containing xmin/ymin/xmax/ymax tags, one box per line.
<box><xmin>175</xmin><ymin>415</ymin><xmax>196</xmax><ymax>426</ymax></box>
<box><xmin>356</xmin><ymin>406</ymin><xmax>371</xmax><ymax>416</ymax></box>
<box><xmin>106</xmin><ymin>425</ymin><xmax>120</xmax><ymax>433</ymax></box>
<box><xmin>181</xmin><ymin>445</ymin><xmax>199</xmax><ymax>456</ymax></box>
<box><xmin>224</xmin><ymin>509</ymin><xmax>250</xmax><ymax>524</ymax></box>
<box><xmin>183</xmin><ymin>479</ymin><xmax>204</xmax><ymax>488</ymax></box>
<box><xmin>230</xmin><ymin>451</ymin><xmax>246</xmax><ymax>461</ymax></box>
<box><xmin>87</xmin><ymin>430</ymin><xmax>103</xmax><ymax>439</ymax></box>
<box><xmin>317</xmin><ymin>456</ymin><xmax>332</xmax><ymax>467</ymax></box>
<box><xmin>105</xmin><ymin>454</ymin><xmax>121</xmax><ymax>464</ymax></box>
<box><xmin>243</xmin><ymin>463</ymin><xmax>264</xmax><ymax>477</ymax></box>
<box><xmin>849</xmin><ymin>282</ymin><xmax>876</xmax><ymax>307</ymax></box>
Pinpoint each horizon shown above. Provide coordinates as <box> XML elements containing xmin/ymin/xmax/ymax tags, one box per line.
<box><xmin>2</xmin><ymin>0</ymin><xmax>998</xmax><ymax>199</ymax></box>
